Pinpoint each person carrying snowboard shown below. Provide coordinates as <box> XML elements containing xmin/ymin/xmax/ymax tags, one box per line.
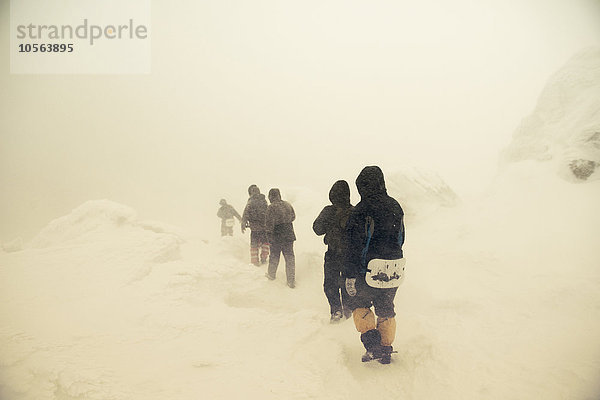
<box><xmin>241</xmin><ymin>185</ymin><xmax>270</xmax><ymax>265</ymax></box>
<box><xmin>265</xmin><ymin>188</ymin><xmax>296</xmax><ymax>288</ymax></box>
<box><xmin>217</xmin><ymin>199</ymin><xmax>242</xmax><ymax>236</ymax></box>
<box><xmin>313</xmin><ymin>180</ymin><xmax>354</xmax><ymax>323</ymax></box>
<box><xmin>345</xmin><ymin>166</ymin><xmax>406</xmax><ymax>364</ymax></box>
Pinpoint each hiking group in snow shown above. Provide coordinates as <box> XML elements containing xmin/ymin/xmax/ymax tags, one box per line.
<box><xmin>217</xmin><ymin>165</ymin><xmax>406</xmax><ymax>364</ymax></box>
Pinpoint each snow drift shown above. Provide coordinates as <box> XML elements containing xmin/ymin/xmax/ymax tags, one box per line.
<box><xmin>29</xmin><ymin>200</ymin><xmax>184</xmax><ymax>265</ymax></box>
<box><xmin>501</xmin><ymin>47</ymin><xmax>600</xmax><ymax>181</ymax></box>
<box><xmin>1</xmin><ymin>164</ymin><xmax>599</xmax><ymax>400</ymax></box>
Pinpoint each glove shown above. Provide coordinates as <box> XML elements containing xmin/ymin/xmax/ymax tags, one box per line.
<box><xmin>345</xmin><ymin>278</ymin><xmax>357</xmax><ymax>297</ymax></box>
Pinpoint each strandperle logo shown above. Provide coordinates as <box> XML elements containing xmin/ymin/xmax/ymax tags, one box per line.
<box><xmin>11</xmin><ymin>0</ymin><xmax>151</xmax><ymax>74</ymax></box>
<box><xmin>16</xmin><ymin>19</ymin><xmax>149</xmax><ymax>45</ymax></box>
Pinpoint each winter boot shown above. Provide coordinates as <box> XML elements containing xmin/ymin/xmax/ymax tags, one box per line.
<box><xmin>360</xmin><ymin>329</ymin><xmax>384</xmax><ymax>362</ymax></box>
<box><xmin>378</xmin><ymin>346</ymin><xmax>394</xmax><ymax>364</ymax></box>
<box><xmin>330</xmin><ymin>310</ymin><xmax>343</xmax><ymax>323</ymax></box>
<box><xmin>265</xmin><ymin>273</ymin><xmax>276</xmax><ymax>281</ymax></box>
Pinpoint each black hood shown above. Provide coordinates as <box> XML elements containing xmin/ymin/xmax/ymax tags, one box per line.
<box><xmin>329</xmin><ymin>180</ymin><xmax>350</xmax><ymax>206</ymax></box>
<box><xmin>268</xmin><ymin>188</ymin><xmax>282</xmax><ymax>203</ymax></box>
<box><xmin>248</xmin><ymin>184</ymin><xmax>260</xmax><ymax>196</ymax></box>
<box><xmin>250</xmin><ymin>193</ymin><xmax>266</xmax><ymax>202</ymax></box>
<box><xmin>356</xmin><ymin>166</ymin><xmax>387</xmax><ymax>198</ymax></box>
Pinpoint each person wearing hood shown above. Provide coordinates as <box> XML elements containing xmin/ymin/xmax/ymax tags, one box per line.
<box><xmin>313</xmin><ymin>180</ymin><xmax>354</xmax><ymax>322</ymax></box>
<box><xmin>344</xmin><ymin>166</ymin><xmax>406</xmax><ymax>364</ymax></box>
<box><xmin>217</xmin><ymin>199</ymin><xmax>242</xmax><ymax>236</ymax></box>
<box><xmin>265</xmin><ymin>188</ymin><xmax>296</xmax><ymax>288</ymax></box>
<box><xmin>242</xmin><ymin>185</ymin><xmax>270</xmax><ymax>266</ymax></box>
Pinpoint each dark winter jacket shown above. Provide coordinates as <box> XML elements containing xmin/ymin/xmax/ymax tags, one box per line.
<box><xmin>313</xmin><ymin>180</ymin><xmax>354</xmax><ymax>252</ymax></box>
<box><xmin>344</xmin><ymin>166</ymin><xmax>405</xmax><ymax>279</ymax></box>
<box><xmin>242</xmin><ymin>193</ymin><xmax>268</xmax><ymax>232</ymax></box>
<box><xmin>217</xmin><ymin>203</ymin><xmax>242</xmax><ymax>224</ymax></box>
<box><xmin>266</xmin><ymin>188</ymin><xmax>296</xmax><ymax>244</ymax></box>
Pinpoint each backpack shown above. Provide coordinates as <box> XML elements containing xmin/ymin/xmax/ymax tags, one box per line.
<box><xmin>327</xmin><ymin>205</ymin><xmax>353</xmax><ymax>250</ymax></box>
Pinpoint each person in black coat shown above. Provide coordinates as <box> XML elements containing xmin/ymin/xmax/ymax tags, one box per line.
<box><xmin>242</xmin><ymin>185</ymin><xmax>270</xmax><ymax>265</ymax></box>
<box><xmin>217</xmin><ymin>199</ymin><xmax>242</xmax><ymax>236</ymax></box>
<box><xmin>313</xmin><ymin>180</ymin><xmax>354</xmax><ymax>322</ymax></box>
<box><xmin>344</xmin><ymin>166</ymin><xmax>405</xmax><ymax>364</ymax></box>
<box><xmin>265</xmin><ymin>188</ymin><xmax>296</xmax><ymax>288</ymax></box>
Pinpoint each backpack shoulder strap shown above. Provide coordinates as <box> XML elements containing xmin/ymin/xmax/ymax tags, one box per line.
<box><xmin>360</xmin><ymin>216</ymin><xmax>375</xmax><ymax>269</ymax></box>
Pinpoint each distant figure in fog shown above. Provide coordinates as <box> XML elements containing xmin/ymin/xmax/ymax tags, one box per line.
<box><xmin>313</xmin><ymin>180</ymin><xmax>354</xmax><ymax>323</ymax></box>
<box><xmin>265</xmin><ymin>188</ymin><xmax>296</xmax><ymax>288</ymax></box>
<box><xmin>241</xmin><ymin>185</ymin><xmax>270</xmax><ymax>266</ymax></box>
<box><xmin>217</xmin><ymin>199</ymin><xmax>242</xmax><ymax>236</ymax></box>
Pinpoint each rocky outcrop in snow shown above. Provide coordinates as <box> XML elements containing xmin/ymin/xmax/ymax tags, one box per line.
<box><xmin>501</xmin><ymin>47</ymin><xmax>600</xmax><ymax>182</ymax></box>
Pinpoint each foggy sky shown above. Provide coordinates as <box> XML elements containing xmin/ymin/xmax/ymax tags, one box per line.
<box><xmin>1</xmin><ymin>0</ymin><xmax>600</xmax><ymax>242</ymax></box>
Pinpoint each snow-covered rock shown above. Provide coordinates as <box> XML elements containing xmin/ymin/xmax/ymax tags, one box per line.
<box><xmin>386</xmin><ymin>167</ymin><xmax>460</xmax><ymax>218</ymax></box>
<box><xmin>29</xmin><ymin>200</ymin><xmax>184</xmax><ymax>264</ymax></box>
<box><xmin>29</xmin><ymin>200</ymin><xmax>138</xmax><ymax>248</ymax></box>
<box><xmin>1</xmin><ymin>237</ymin><xmax>23</xmax><ymax>253</ymax></box>
<box><xmin>501</xmin><ymin>47</ymin><xmax>600</xmax><ymax>182</ymax></box>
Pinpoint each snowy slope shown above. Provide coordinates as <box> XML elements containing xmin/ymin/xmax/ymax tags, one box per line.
<box><xmin>501</xmin><ymin>47</ymin><xmax>600</xmax><ymax>182</ymax></box>
<box><xmin>1</xmin><ymin>168</ymin><xmax>599</xmax><ymax>400</ymax></box>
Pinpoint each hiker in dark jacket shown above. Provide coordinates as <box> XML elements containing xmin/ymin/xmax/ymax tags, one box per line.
<box><xmin>313</xmin><ymin>180</ymin><xmax>354</xmax><ymax>322</ymax></box>
<box><xmin>242</xmin><ymin>185</ymin><xmax>270</xmax><ymax>265</ymax></box>
<box><xmin>217</xmin><ymin>199</ymin><xmax>242</xmax><ymax>236</ymax></box>
<box><xmin>265</xmin><ymin>188</ymin><xmax>296</xmax><ymax>288</ymax></box>
<box><xmin>345</xmin><ymin>166</ymin><xmax>405</xmax><ymax>364</ymax></box>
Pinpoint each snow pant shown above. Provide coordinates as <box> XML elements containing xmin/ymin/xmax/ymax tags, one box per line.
<box><xmin>267</xmin><ymin>241</ymin><xmax>295</xmax><ymax>285</ymax></box>
<box><xmin>250</xmin><ymin>231</ymin><xmax>270</xmax><ymax>265</ymax></box>
<box><xmin>349</xmin><ymin>274</ymin><xmax>398</xmax><ymax>347</ymax></box>
<box><xmin>323</xmin><ymin>249</ymin><xmax>350</xmax><ymax>317</ymax></box>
